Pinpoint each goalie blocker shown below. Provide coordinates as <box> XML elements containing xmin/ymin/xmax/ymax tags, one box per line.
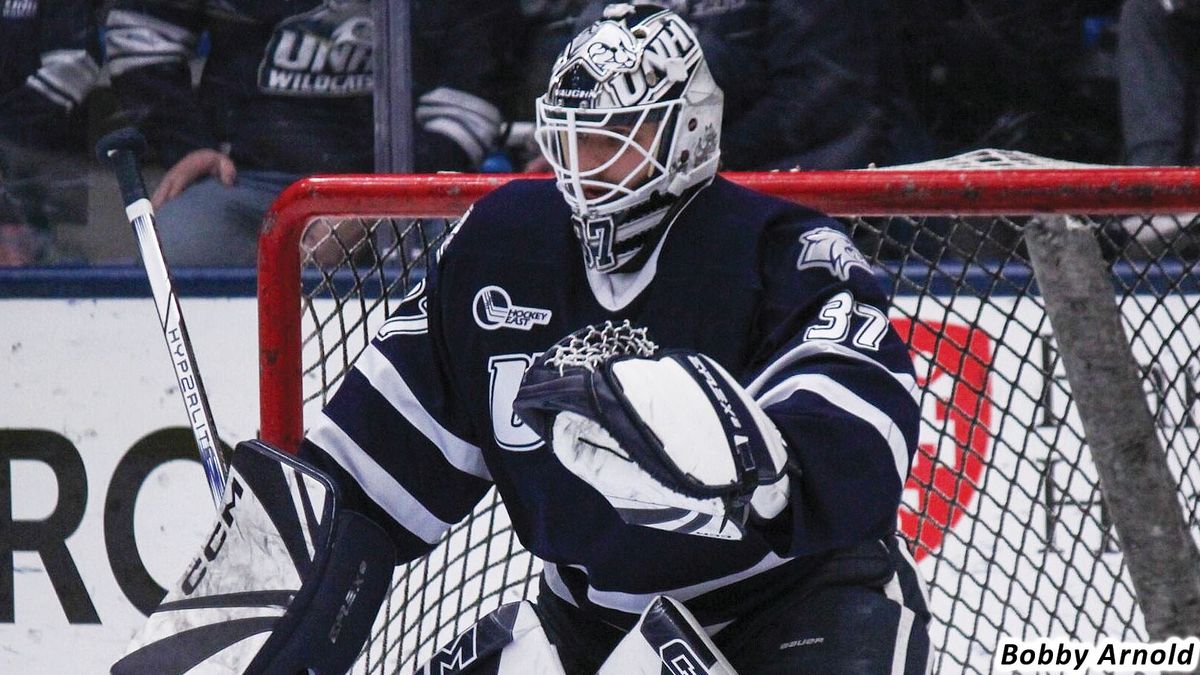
<box><xmin>112</xmin><ymin>440</ymin><xmax>395</xmax><ymax>674</ymax></box>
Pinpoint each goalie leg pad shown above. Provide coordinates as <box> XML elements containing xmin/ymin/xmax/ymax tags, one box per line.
<box><xmin>417</xmin><ymin>601</ymin><xmax>566</xmax><ymax>675</ymax></box>
<box><xmin>598</xmin><ymin>596</ymin><xmax>737</xmax><ymax>675</ymax></box>
<box><xmin>112</xmin><ymin>440</ymin><xmax>395</xmax><ymax>675</ymax></box>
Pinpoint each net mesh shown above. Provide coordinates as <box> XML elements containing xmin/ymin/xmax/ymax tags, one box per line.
<box><xmin>261</xmin><ymin>157</ymin><xmax>1200</xmax><ymax>675</ymax></box>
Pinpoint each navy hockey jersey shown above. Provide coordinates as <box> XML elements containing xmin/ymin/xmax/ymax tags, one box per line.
<box><xmin>303</xmin><ymin>176</ymin><xmax>920</xmax><ymax>631</ymax></box>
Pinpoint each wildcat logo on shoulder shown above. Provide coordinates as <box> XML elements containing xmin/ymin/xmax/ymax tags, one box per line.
<box><xmin>796</xmin><ymin>227</ymin><xmax>871</xmax><ymax>281</ymax></box>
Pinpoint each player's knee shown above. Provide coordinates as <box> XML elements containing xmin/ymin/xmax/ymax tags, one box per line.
<box><xmin>113</xmin><ymin>440</ymin><xmax>396</xmax><ymax>675</ymax></box>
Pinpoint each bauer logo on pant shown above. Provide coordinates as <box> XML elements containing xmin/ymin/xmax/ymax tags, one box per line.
<box><xmin>473</xmin><ymin>286</ymin><xmax>553</xmax><ymax>331</ymax></box>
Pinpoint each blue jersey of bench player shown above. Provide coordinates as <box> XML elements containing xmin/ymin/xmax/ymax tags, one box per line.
<box><xmin>301</xmin><ymin>175</ymin><xmax>921</xmax><ymax>633</ymax></box>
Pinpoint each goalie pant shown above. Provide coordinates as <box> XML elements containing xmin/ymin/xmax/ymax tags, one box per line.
<box><xmin>418</xmin><ymin>595</ymin><xmax>736</xmax><ymax>675</ymax></box>
<box><xmin>531</xmin><ymin>536</ymin><xmax>930</xmax><ymax>675</ymax></box>
<box><xmin>416</xmin><ymin>539</ymin><xmax>929</xmax><ymax>675</ymax></box>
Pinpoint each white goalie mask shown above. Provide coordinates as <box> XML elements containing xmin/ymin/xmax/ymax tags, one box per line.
<box><xmin>535</xmin><ymin>3</ymin><xmax>723</xmax><ymax>271</ymax></box>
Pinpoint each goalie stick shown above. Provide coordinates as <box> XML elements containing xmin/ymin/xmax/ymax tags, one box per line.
<box><xmin>97</xmin><ymin>136</ymin><xmax>395</xmax><ymax>672</ymax></box>
<box><xmin>96</xmin><ymin>127</ymin><xmax>227</xmax><ymax>510</ymax></box>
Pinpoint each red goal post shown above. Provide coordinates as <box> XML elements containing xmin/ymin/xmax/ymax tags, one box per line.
<box><xmin>258</xmin><ymin>154</ymin><xmax>1200</xmax><ymax>674</ymax></box>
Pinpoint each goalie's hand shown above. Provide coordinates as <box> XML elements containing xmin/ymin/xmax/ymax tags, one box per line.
<box><xmin>514</xmin><ymin>322</ymin><xmax>792</xmax><ymax>540</ymax></box>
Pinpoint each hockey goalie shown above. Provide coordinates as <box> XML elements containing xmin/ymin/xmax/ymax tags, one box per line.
<box><xmin>113</xmin><ymin>3</ymin><xmax>930</xmax><ymax>673</ymax></box>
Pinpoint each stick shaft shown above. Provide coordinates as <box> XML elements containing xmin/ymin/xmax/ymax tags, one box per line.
<box><xmin>97</xmin><ymin>130</ymin><xmax>227</xmax><ymax>509</ymax></box>
<box><xmin>124</xmin><ymin>193</ymin><xmax>227</xmax><ymax>510</ymax></box>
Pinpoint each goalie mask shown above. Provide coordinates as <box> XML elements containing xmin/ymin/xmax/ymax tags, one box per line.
<box><xmin>535</xmin><ymin>3</ymin><xmax>723</xmax><ymax>272</ymax></box>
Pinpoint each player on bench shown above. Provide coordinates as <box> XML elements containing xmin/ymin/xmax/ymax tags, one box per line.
<box><xmin>113</xmin><ymin>3</ymin><xmax>930</xmax><ymax>673</ymax></box>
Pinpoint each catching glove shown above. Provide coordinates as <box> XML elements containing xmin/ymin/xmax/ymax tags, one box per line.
<box><xmin>514</xmin><ymin>321</ymin><xmax>793</xmax><ymax>540</ymax></box>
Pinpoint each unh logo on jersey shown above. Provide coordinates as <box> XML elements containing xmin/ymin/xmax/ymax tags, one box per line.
<box><xmin>258</xmin><ymin>0</ymin><xmax>373</xmax><ymax>97</ymax></box>
<box><xmin>796</xmin><ymin>227</ymin><xmax>871</xmax><ymax>281</ymax></box>
<box><xmin>473</xmin><ymin>286</ymin><xmax>552</xmax><ymax>331</ymax></box>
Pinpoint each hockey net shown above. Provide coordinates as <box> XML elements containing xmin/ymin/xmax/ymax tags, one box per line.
<box><xmin>258</xmin><ymin>150</ymin><xmax>1200</xmax><ymax>674</ymax></box>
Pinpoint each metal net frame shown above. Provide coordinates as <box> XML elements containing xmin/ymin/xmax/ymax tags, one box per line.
<box><xmin>258</xmin><ymin>154</ymin><xmax>1200</xmax><ymax>674</ymax></box>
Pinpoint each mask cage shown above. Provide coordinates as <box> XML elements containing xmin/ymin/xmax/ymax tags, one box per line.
<box><xmin>535</xmin><ymin>98</ymin><xmax>677</xmax><ymax>217</ymax></box>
